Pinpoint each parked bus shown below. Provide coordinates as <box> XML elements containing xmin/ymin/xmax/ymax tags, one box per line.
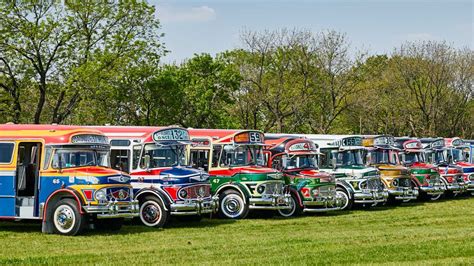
<box><xmin>264</xmin><ymin>136</ymin><xmax>343</xmax><ymax>216</ymax></box>
<box><xmin>311</xmin><ymin>135</ymin><xmax>388</xmax><ymax>209</ymax></box>
<box><xmin>420</xmin><ymin>138</ymin><xmax>466</xmax><ymax>196</ymax></box>
<box><xmin>393</xmin><ymin>138</ymin><xmax>445</xmax><ymax>200</ymax></box>
<box><xmin>91</xmin><ymin>126</ymin><xmax>217</xmax><ymax>227</ymax></box>
<box><xmin>0</xmin><ymin>124</ymin><xmax>138</xmax><ymax>235</ymax></box>
<box><xmin>188</xmin><ymin>129</ymin><xmax>290</xmax><ymax>219</ymax></box>
<box><xmin>443</xmin><ymin>138</ymin><xmax>473</xmax><ymax>194</ymax></box>
<box><xmin>362</xmin><ymin>135</ymin><xmax>419</xmax><ymax>203</ymax></box>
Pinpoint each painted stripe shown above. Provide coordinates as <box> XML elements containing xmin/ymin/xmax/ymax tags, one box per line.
<box><xmin>0</xmin><ymin>171</ymin><xmax>15</xmax><ymax>176</ymax></box>
<box><xmin>105</xmin><ymin>132</ymin><xmax>146</xmax><ymax>137</ymax></box>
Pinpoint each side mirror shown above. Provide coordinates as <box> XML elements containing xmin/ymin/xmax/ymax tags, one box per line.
<box><xmin>331</xmin><ymin>157</ymin><xmax>337</xmax><ymax>170</ymax></box>
<box><xmin>144</xmin><ymin>154</ymin><xmax>151</xmax><ymax>171</ymax></box>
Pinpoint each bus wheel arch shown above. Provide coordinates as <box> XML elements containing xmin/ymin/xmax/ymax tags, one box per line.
<box><xmin>136</xmin><ymin>190</ymin><xmax>170</xmax><ymax>228</ymax></box>
<box><xmin>42</xmin><ymin>190</ymin><xmax>85</xmax><ymax>235</ymax></box>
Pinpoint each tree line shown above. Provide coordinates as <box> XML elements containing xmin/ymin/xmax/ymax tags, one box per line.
<box><xmin>1</xmin><ymin>2</ymin><xmax>472</xmax><ymax>138</ymax></box>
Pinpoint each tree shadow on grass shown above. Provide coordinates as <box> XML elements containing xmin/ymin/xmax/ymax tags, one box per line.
<box><xmin>0</xmin><ymin>220</ymin><xmax>42</xmax><ymax>233</ymax></box>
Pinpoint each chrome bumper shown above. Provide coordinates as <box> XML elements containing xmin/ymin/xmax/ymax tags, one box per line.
<box><xmin>302</xmin><ymin>194</ymin><xmax>344</xmax><ymax>212</ymax></box>
<box><xmin>419</xmin><ymin>185</ymin><xmax>445</xmax><ymax>195</ymax></box>
<box><xmin>354</xmin><ymin>190</ymin><xmax>389</xmax><ymax>204</ymax></box>
<box><xmin>170</xmin><ymin>196</ymin><xmax>219</xmax><ymax>216</ymax></box>
<box><xmin>249</xmin><ymin>193</ymin><xmax>291</xmax><ymax>210</ymax></box>
<box><xmin>388</xmin><ymin>187</ymin><xmax>419</xmax><ymax>200</ymax></box>
<box><xmin>446</xmin><ymin>182</ymin><xmax>467</xmax><ymax>193</ymax></box>
<box><xmin>84</xmin><ymin>200</ymin><xmax>139</xmax><ymax>219</ymax></box>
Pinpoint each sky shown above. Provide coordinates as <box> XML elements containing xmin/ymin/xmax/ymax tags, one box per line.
<box><xmin>150</xmin><ymin>0</ymin><xmax>473</xmax><ymax>63</ymax></box>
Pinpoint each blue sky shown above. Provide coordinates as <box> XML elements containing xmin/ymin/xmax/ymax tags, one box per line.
<box><xmin>150</xmin><ymin>0</ymin><xmax>473</xmax><ymax>63</ymax></box>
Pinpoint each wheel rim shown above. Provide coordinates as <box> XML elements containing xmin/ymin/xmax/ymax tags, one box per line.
<box><xmin>221</xmin><ymin>194</ymin><xmax>245</xmax><ymax>218</ymax></box>
<box><xmin>140</xmin><ymin>201</ymin><xmax>163</xmax><ymax>227</ymax></box>
<box><xmin>278</xmin><ymin>196</ymin><xmax>296</xmax><ymax>217</ymax></box>
<box><xmin>337</xmin><ymin>190</ymin><xmax>349</xmax><ymax>210</ymax></box>
<box><xmin>431</xmin><ymin>181</ymin><xmax>447</xmax><ymax>201</ymax></box>
<box><xmin>53</xmin><ymin>205</ymin><xmax>76</xmax><ymax>234</ymax></box>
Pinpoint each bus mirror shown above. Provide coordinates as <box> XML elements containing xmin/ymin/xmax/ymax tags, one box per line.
<box><xmin>144</xmin><ymin>154</ymin><xmax>151</xmax><ymax>171</ymax></box>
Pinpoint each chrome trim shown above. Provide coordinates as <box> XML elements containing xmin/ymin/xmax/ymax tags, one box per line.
<box><xmin>83</xmin><ymin>200</ymin><xmax>139</xmax><ymax>219</ymax></box>
<box><xmin>388</xmin><ymin>187</ymin><xmax>419</xmax><ymax>200</ymax></box>
<box><xmin>248</xmin><ymin>193</ymin><xmax>291</xmax><ymax>210</ymax></box>
<box><xmin>169</xmin><ymin>196</ymin><xmax>219</xmax><ymax>216</ymax></box>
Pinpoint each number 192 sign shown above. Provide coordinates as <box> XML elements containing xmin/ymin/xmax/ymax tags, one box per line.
<box><xmin>153</xmin><ymin>128</ymin><xmax>190</xmax><ymax>142</ymax></box>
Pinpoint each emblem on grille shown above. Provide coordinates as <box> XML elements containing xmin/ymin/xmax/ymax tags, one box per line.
<box><xmin>111</xmin><ymin>189</ymin><xmax>129</xmax><ymax>200</ymax></box>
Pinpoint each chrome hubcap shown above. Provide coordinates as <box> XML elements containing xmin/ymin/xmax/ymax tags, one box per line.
<box><xmin>53</xmin><ymin>205</ymin><xmax>75</xmax><ymax>233</ymax></box>
<box><xmin>140</xmin><ymin>201</ymin><xmax>162</xmax><ymax>226</ymax></box>
<box><xmin>337</xmin><ymin>191</ymin><xmax>349</xmax><ymax>210</ymax></box>
<box><xmin>278</xmin><ymin>196</ymin><xmax>295</xmax><ymax>217</ymax></box>
<box><xmin>221</xmin><ymin>195</ymin><xmax>244</xmax><ymax>218</ymax></box>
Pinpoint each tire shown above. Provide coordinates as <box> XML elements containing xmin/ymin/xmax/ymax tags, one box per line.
<box><xmin>139</xmin><ymin>196</ymin><xmax>169</xmax><ymax>228</ymax></box>
<box><xmin>430</xmin><ymin>180</ymin><xmax>446</xmax><ymax>201</ymax></box>
<box><xmin>278</xmin><ymin>193</ymin><xmax>302</xmax><ymax>217</ymax></box>
<box><xmin>51</xmin><ymin>198</ymin><xmax>86</xmax><ymax>236</ymax></box>
<box><xmin>95</xmin><ymin>218</ymin><xmax>124</xmax><ymax>231</ymax></box>
<box><xmin>218</xmin><ymin>189</ymin><xmax>249</xmax><ymax>219</ymax></box>
<box><xmin>336</xmin><ymin>187</ymin><xmax>353</xmax><ymax>210</ymax></box>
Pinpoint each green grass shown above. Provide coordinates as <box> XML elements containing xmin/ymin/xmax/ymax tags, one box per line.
<box><xmin>0</xmin><ymin>197</ymin><xmax>473</xmax><ymax>265</ymax></box>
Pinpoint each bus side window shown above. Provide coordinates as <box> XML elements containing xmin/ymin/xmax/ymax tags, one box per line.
<box><xmin>319</xmin><ymin>149</ymin><xmax>330</xmax><ymax>168</ymax></box>
<box><xmin>0</xmin><ymin>142</ymin><xmax>14</xmax><ymax>164</ymax></box>
<box><xmin>111</xmin><ymin>149</ymin><xmax>130</xmax><ymax>172</ymax></box>
<box><xmin>212</xmin><ymin>145</ymin><xmax>222</xmax><ymax>167</ymax></box>
<box><xmin>132</xmin><ymin>145</ymin><xmax>142</xmax><ymax>171</ymax></box>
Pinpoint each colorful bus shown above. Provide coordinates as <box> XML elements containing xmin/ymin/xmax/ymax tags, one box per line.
<box><xmin>362</xmin><ymin>135</ymin><xmax>419</xmax><ymax>203</ymax></box>
<box><xmin>312</xmin><ymin>135</ymin><xmax>388</xmax><ymax>209</ymax></box>
<box><xmin>264</xmin><ymin>136</ymin><xmax>343</xmax><ymax>216</ymax></box>
<box><xmin>91</xmin><ymin>126</ymin><xmax>217</xmax><ymax>227</ymax></box>
<box><xmin>420</xmin><ymin>138</ymin><xmax>466</xmax><ymax>196</ymax></box>
<box><xmin>444</xmin><ymin>138</ymin><xmax>473</xmax><ymax>194</ymax></box>
<box><xmin>0</xmin><ymin>124</ymin><xmax>138</xmax><ymax>235</ymax></box>
<box><xmin>394</xmin><ymin>138</ymin><xmax>445</xmax><ymax>200</ymax></box>
<box><xmin>188</xmin><ymin>129</ymin><xmax>290</xmax><ymax>219</ymax></box>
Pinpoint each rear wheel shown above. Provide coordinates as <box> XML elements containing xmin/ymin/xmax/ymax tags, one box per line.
<box><xmin>336</xmin><ymin>187</ymin><xmax>353</xmax><ymax>210</ymax></box>
<box><xmin>139</xmin><ymin>196</ymin><xmax>169</xmax><ymax>228</ymax></box>
<box><xmin>51</xmin><ymin>198</ymin><xmax>86</xmax><ymax>236</ymax></box>
<box><xmin>218</xmin><ymin>189</ymin><xmax>249</xmax><ymax>219</ymax></box>
<box><xmin>278</xmin><ymin>193</ymin><xmax>302</xmax><ymax>217</ymax></box>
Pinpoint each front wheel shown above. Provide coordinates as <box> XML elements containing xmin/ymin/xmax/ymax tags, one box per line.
<box><xmin>139</xmin><ymin>196</ymin><xmax>169</xmax><ymax>228</ymax></box>
<box><xmin>336</xmin><ymin>187</ymin><xmax>353</xmax><ymax>210</ymax></box>
<box><xmin>51</xmin><ymin>198</ymin><xmax>86</xmax><ymax>236</ymax></box>
<box><xmin>278</xmin><ymin>193</ymin><xmax>302</xmax><ymax>217</ymax></box>
<box><xmin>218</xmin><ymin>189</ymin><xmax>249</xmax><ymax>219</ymax></box>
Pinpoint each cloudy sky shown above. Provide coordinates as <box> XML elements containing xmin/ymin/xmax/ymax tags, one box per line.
<box><xmin>150</xmin><ymin>0</ymin><xmax>473</xmax><ymax>63</ymax></box>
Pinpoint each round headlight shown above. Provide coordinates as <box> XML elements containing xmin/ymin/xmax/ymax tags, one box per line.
<box><xmin>95</xmin><ymin>189</ymin><xmax>107</xmax><ymax>201</ymax></box>
<box><xmin>179</xmin><ymin>189</ymin><xmax>188</xmax><ymax>199</ymax></box>
<box><xmin>312</xmin><ymin>188</ymin><xmax>319</xmax><ymax>196</ymax></box>
<box><xmin>392</xmin><ymin>179</ymin><xmax>398</xmax><ymax>187</ymax></box>
<box><xmin>257</xmin><ymin>185</ymin><xmax>265</xmax><ymax>194</ymax></box>
<box><xmin>198</xmin><ymin>186</ymin><xmax>206</xmax><ymax>197</ymax></box>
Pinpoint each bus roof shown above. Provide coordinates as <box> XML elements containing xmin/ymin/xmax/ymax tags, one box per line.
<box><xmin>0</xmin><ymin>124</ymin><xmax>106</xmax><ymax>144</ymax></box>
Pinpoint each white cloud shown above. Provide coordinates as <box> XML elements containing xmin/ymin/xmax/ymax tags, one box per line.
<box><xmin>158</xmin><ymin>5</ymin><xmax>216</xmax><ymax>23</ymax></box>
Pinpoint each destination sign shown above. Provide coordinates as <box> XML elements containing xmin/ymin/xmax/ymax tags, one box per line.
<box><xmin>288</xmin><ymin>142</ymin><xmax>317</xmax><ymax>152</ymax></box>
<box><xmin>71</xmin><ymin>134</ymin><xmax>109</xmax><ymax>145</ymax></box>
<box><xmin>431</xmin><ymin>139</ymin><xmax>444</xmax><ymax>148</ymax></box>
<box><xmin>374</xmin><ymin>136</ymin><xmax>395</xmax><ymax>146</ymax></box>
<box><xmin>451</xmin><ymin>139</ymin><xmax>464</xmax><ymax>147</ymax></box>
<box><xmin>152</xmin><ymin>128</ymin><xmax>189</xmax><ymax>142</ymax></box>
<box><xmin>234</xmin><ymin>131</ymin><xmax>264</xmax><ymax>144</ymax></box>
<box><xmin>404</xmin><ymin>141</ymin><xmax>422</xmax><ymax>149</ymax></box>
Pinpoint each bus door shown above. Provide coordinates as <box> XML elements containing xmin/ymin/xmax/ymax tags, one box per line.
<box><xmin>110</xmin><ymin>139</ymin><xmax>132</xmax><ymax>172</ymax></box>
<box><xmin>189</xmin><ymin>149</ymin><xmax>210</xmax><ymax>172</ymax></box>
<box><xmin>16</xmin><ymin>141</ymin><xmax>42</xmax><ymax>218</ymax></box>
<box><xmin>0</xmin><ymin>142</ymin><xmax>16</xmax><ymax>217</ymax></box>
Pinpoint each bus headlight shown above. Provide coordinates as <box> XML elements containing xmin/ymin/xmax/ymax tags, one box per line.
<box><xmin>95</xmin><ymin>189</ymin><xmax>107</xmax><ymax>201</ymax></box>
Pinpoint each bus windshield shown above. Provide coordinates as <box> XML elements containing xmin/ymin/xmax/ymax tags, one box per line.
<box><xmin>52</xmin><ymin>149</ymin><xmax>110</xmax><ymax>169</ymax></box>
<box><xmin>369</xmin><ymin>149</ymin><xmax>399</xmax><ymax>165</ymax></box>
<box><xmin>402</xmin><ymin>152</ymin><xmax>426</xmax><ymax>164</ymax></box>
<box><xmin>140</xmin><ymin>144</ymin><xmax>186</xmax><ymax>168</ymax></box>
<box><xmin>220</xmin><ymin>145</ymin><xmax>266</xmax><ymax>167</ymax></box>
<box><xmin>425</xmin><ymin>150</ymin><xmax>446</xmax><ymax>164</ymax></box>
<box><xmin>447</xmin><ymin>148</ymin><xmax>467</xmax><ymax>163</ymax></box>
<box><xmin>334</xmin><ymin>150</ymin><xmax>364</xmax><ymax>166</ymax></box>
<box><xmin>284</xmin><ymin>154</ymin><xmax>318</xmax><ymax>170</ymax></box>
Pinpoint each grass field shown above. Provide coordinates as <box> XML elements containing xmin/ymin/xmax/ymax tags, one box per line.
<box><xmin>0</xmin><ymin>197</ymin><xmax>473</xmax><ymax>265</ymax></box>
